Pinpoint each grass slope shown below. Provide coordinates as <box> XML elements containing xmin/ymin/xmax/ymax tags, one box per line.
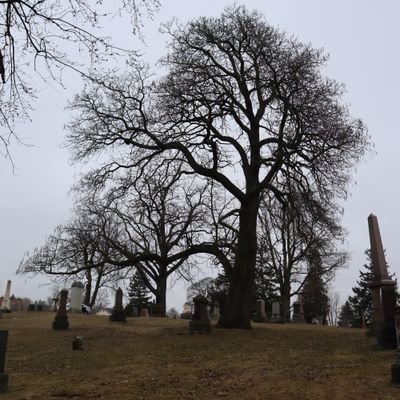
<box><xmin>0</xmin><ymin>312</ymin><xmax>398</xmax><ymax>399</ymax></box>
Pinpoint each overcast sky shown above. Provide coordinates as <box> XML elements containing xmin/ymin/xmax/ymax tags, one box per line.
<box><xmin>1</xmin><ymin>0</ymin><xmax>398</xmax><ymax>311</ymax></box>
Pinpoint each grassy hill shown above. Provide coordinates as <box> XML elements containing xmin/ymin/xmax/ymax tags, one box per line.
<box><xmin>0</xmin><ymin>312</ymin><xmax>398</xmax><ymax>399</ymax></box>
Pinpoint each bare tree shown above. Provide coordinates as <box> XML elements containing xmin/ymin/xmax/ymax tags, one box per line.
<box><xmin>17</xmin><ymin>209</ymin><xmax>127</xmax><ymax>308</ymax></box>
<box><xmin>66</xmin><ymin>6</ymin><xmax>370</xmax><ymax>328</ymax></box>
<box><xmin>327</xmin><ymin>290</ymin><xmax>341</xmax><ymax>326</ymax></box>
<box><xmin>0</xmin><ymin>0</ymin><xmax>160</xmax><ymax>160</ymax></box>
<box><xmin>82</xmin><ymin>163</ymin><xmax>229</xmax><ymax>316</ymax></box>
<box><xmin>257</xmin><ymin>183</ymin><xmax>348</xmax><ymax>322</ymax></box>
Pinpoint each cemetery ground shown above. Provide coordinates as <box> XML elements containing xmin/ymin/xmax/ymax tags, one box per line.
<box><xmin>1</xmin><ymin>313</ymin><xmax>399</xmax><ymax>399</ymax></box>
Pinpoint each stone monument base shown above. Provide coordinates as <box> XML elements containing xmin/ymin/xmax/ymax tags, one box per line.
<box><xmin>52</xmin><ymin>315</ymin><xmax>69</xmax><ymax>330</ymax></box>
<box><xmin>109</xmin><ymin>312</ymin><xmax>127</xmax><ymax>322</ymax></box>
<box><xmin>373</xmin><ymin>320</ymin><xmax>397</xmax><ymax>350</ymax></box>
<box><xmin>0</xmin><ymin>373</ymin><xmax>9</xmax><ymax>392</ymax></box>
<box><xmin>189</xmin><ymin>320</ymin><xmax>210</xmax><ymax>333</ymax></box>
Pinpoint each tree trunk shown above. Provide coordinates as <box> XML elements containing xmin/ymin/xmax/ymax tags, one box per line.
<box><xmin>280</xmin><ymin>283</ymin><xmax>291</xmax><ymax>323</ymax></box>
<box><xmin>84</xmin><ymin>270</ymin><xmax>92</xmax><ymax>306</ymax></box>
<box><xmin>219</xmin><ymin>197</ymin><xmax>259</xmax><ymax>329</ymax></box>
<box><xmin>89</xmin><ymin>271</ymin><xmax>103</xmax><ymax>308</ymax></box>
<box><xmin>155</xmin><ymin>275</ymin><xmax>167</xmax><ymax>317</ymax></box>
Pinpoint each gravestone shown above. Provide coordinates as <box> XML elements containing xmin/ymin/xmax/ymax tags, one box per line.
<box><xmin>0</xmin><ymin>330</ymin><xmax>9</xmax><ymax>393</ymax></box>
<box><xmin>1</xmin><ymin>281</ymin><xmax>11</xmax><ymax>311</ymax></box>
<box><xmin>132</xmin><ymin>306</ymin><xmax>139</xmax><ymax>317</ymax></box>
<box><xmin>181</xmin><ymin>302</ymin><xmax>192</xmax><ymax>320</ymax></box>
<box><xmin>52</xmin><ymin>289</ymin><xmax>69</xmax><ymax>330</ymax></box>
<box><xmin>253</xmin><ymin>299</ymin><xmax>267</xmax><ymax>322</ymax></box>
<box><xmin>271</xmin><ymin>301</ymin><xmax>281</xmax><ymax>323</ymax></box>
<box><xmin>109</xmin><ymin>288</ymin><xmax>127</xmax><ymax>322</ymax></box>
<box><xmin>367</xmin><ymin>214</ymin><xmax>397</xmax><ymax>349</ymax></box>
<box><xmin>189</xmin><ymin>295</ymin><xmax>211</xmax><ymax>333</ymax></box>
<box><xmin>70</xmin><ymin>281</ymin><xmax>84</xmax><ymax>313</ymax></box>
<box><xmin>28</xmin><ymin>304</ymin><xmax>35</xmax><ymax>312</ymax></box>
<box><xmin>140</xmin><ymin>308</ymin><xmax>149</xmax><ymax>317</ymax></box>
<box><xmin>210</xmin><ymin>302</ymin><xmax>220</xmax><ymax>321</ymax></box>
<box><xmin>292</xmin><ymin>294</ymin><xmax>306</xmax><ymax>323</ymax></box>
<box><xmin>72</xmin><ymin>336</ymin><xmax>84</xmax><ymax>351</ymax></box>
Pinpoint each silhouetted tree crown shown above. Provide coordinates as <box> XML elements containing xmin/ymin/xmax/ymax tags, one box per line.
<box><xmin>66</xmin><ymin>5</ymin><xmax>371</xmax><ymax>328</ymax></box>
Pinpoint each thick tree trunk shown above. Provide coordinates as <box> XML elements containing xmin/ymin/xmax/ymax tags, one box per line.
<box><xmin>155</xmin><ymin>275</ymin><xmax>167</xmax><ymax>317</ymax></box>
<box><xmin>89</xmin><ymin>272</ymin><xmax>103</xmax><ymax>308</ymax></box>
<box><xmin>280</xmin><ymin>282</ymin><xmax>291</xmax><ymax>323</ymax></box>
<box><xmin>84</xmin><ymin>270</ymin><xmax>92</xmax><ymax>306</ymax></box>
<box><xmin>219</xmin><ymin>197</ymin><xmax>259</xmax><ymax>329</ymax></box>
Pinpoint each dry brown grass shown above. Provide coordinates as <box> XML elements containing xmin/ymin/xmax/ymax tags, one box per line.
<box><xmin>0</xmin><ymin>312</ymin><xmax>398</xmax><ymax>399</ymax></box>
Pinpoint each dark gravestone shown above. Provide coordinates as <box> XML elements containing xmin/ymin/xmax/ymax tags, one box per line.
<box><xmin>367</xmin><ymin>214</ymin><xmax>397</xmax><ymax>349</ymax></box>
<box><xmin>52</xmin><ymin>289</ymin><xmax>69</xmax><ymax>330</ymax></box>
<box><xmin>28</xmin><ymin>304</ymin><xmax>35</xmax><ymax>312</ymax></box>
<box><xmin>189</xmin><ymin>295</ymin><xmax>211</xmax><ymax>333</ymax></box>
<box><xmin>0</xmin><ymin>330</ymin><xmax>9</xmax><ymax>393</ymax></box>
<box><xmin>109</xmin><ymin>288</ymin><xmax>127</xmax><ymax>322</ymax></box>
<box><xmin>72</xmin><ymin>336</ymin><xmax>84</xmax><ymax>351</ymax></box>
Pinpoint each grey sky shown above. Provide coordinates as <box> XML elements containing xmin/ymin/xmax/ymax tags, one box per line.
<box><xmin>1</xmin><ymin>0</ymin><xmax>398</xmax><ymax>310</ymax></box>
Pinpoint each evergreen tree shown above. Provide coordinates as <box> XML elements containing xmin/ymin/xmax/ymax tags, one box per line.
<box><xmin>128</xmin><ymin>270</ymin><xmax>152</xmax><ymax>316</ymax></box>
<box><xmin>338</xmin><ymin>300</ymin><xmax>355</xmax><ymax>327</ymax></box>
<box><xmin>347</xmin><ymin>249</ymin><xmax>398</xmax><ymax>328</ymax></box>
<box><xmin>302</xmin><ymin>251</ymin><xmax>329</xmax><ymax>324</ymax></box>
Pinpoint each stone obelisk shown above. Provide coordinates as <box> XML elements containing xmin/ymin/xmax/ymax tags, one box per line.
<box><xmin>2</xmin><ymin>281</ymin><xmax>11</xmax><ymax>311</ymax></box>
<box><xmin>367</xmin><ymin>214</ymin><xmax>397</xmax><ymax>349</ymax></box>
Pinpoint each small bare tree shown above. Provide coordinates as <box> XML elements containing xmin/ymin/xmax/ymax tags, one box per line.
<box><xmin>17</xmin><ymin>209</ymin><xmax>127</xmax><ymax>308</ymax></box>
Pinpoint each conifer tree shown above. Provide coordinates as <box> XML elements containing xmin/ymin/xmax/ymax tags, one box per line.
<box><xmin>347</xmin><ymin>249</ymin><xmax>398</xmax><ymax>328</ymax></box>
<box><xmin>338</xmin><ymin>300</ymin><xmax>355</xmax><ymax>327</ymax></box>
<box><xmin>302</xmin><ymin>251</ymin><xmax>329</xmax><ymax>324</ymax></box>
<box><xmin>128</xmin><ymin>270</ymin><xmax>152</xmax><ymax>316</ymax></box>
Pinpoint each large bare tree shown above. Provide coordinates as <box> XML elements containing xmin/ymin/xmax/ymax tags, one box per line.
<box><xmin>66</xmin><ymin>6</ymin><xmax>370</xmax><ymax>328</ymax></box>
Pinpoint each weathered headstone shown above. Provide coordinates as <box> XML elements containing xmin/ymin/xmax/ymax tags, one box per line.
<box><xmin>292</xmin><ymin>294</ymin><xmax>306</xmax><ymax>323</ymax></box>
<box><xmin>210</xmin><ymin>302</ymin><xmax>220</xmax><ymax>321</ymax></box>
<box><xmin>181</xmin><ymin>302</ymin><xmax>192</xmax><ymax>320</ymax></box>
<box><xmin>70</xmin><ymin>281</ymin><xmax>84</xmax><ymax>313</ymax></box>
<box><xmin>1</xmin><ymin>281</ymin><xmax>11</xmax><ymax>311</ymax></box>
<box><xmin>109</xmin><ymin>288</ymin><xmax>127</xmax><ymax>322</ymax></box>
<box><xmin>367</xmin><ymin>214</ymin><xmax>397</xmax><ymax>349</ymax></box>
<box><xmin>72</xmin><ymin>336</ymin><xmax>84</xmax><ymax>351</ymax></box>
<box><xmin>52</xmin><ymin>289</ymin><xmax>69</xmax><ymax>330</ymax></box>
<box><xmin>0</xmin><ymin>330</ymin><xmax>9</xmax><ymax>392</ymax></box>
<box><xmin>189</xmin><ymin>295</ymin><xmax>211</xmax><ymax>333</ymax></box>
<box><xmin>271</xmin><ymin>301</ymin><xmax>281</xmax><ymax>323</ymax></box>
<box><xmin>140</xmin><ymin>308</ymin><xmax>149</xmax><ymax>317</ymax></box>
<box><xmin>253</xmin><ymin>299</ymin><xmax>267</xmax><ymax>322</ymax></box>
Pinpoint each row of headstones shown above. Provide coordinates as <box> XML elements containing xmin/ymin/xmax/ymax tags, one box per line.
<box><xmin>53</xmin><ymin>288</ymin><xmax>128</xmax><ymax>330</ymax></box>
<box><xmin>253</xmin><ymin>299</ymin><xmax>305</xmax><ymax>323</ymax></box>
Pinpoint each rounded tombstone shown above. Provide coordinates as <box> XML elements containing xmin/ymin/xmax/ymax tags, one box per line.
<box><xmin>70</xmin><ymin>281</ymin><xmax>84</xmax><ymax>313</ymax></box>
